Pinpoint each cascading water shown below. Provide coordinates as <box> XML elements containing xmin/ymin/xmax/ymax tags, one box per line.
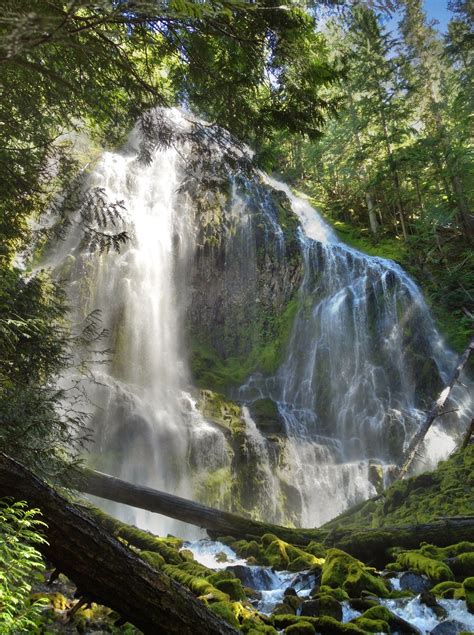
<box><xmin>239</xmin><ymin>176</ymin><xmax>471</xmax><ymax>526</ymax></box>
<box><xmin>49</xmin><ymin>109</ymin><xmax>472</xmax><ymax>534</ymax></box>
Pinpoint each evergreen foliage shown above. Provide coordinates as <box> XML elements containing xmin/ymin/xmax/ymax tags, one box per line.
<box><xmin>261</xmin><ymin>3</ymin><xmax>473</xmax><ymax>349</ymax></box>
<box><xmin>0</xmin><ymin>500</ymin><xmax>47</xmax><ymax>634</ymax></box>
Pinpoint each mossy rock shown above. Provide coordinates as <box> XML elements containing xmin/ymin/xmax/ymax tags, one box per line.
<box><xmin>198</xmin><ymin>390</ymin><xmax>246</xmax><ymax>435</ymax></box>
<box><xmin>284</xmin><ymin>622</ymin><xmax>316</xmax><ymax>634</ymax></box>
<box><xmin>450</xmin><ymin>552</ymin><xmax>474</xmax><ymax>578</ymax></box>
<box><xmin>321</xmin><ymin>549</ymin><xmax>389</xmax><ymax>598</ymax></box>
<box><xmin>360</xmin><ymin>606</ymin><xmax>393</xmax><ymax>622</ymax></box>
<box><xmin>213</xmin><ymin>578</ymin><xmax>246</xmax><ymax>601</ymax></box>
<box><xmin>248</xmin><ymin>398</ymin><xmax>285</xmax><ymax>434</ymax></box>
<box><xmin>209</xmin><ymin>601</ymin><xmax>240</xmax><ymax>628</ymax></box>
<box><xmin>419</xmin><ymin>541</ymin><xmax>474</xmax><ymax>560</ymax></box>
<box><xmin>317</xmin><ymin>585</ymin><xmax>349</xmax><ymax>602</ymax></box>
<box><xmin>351</xmin><ymin>617</ymin><xmax>390</xmax><ymax>633</ymax></box>
<box><xmin>388</xmin><ymin>550</ymin><xmax>454</xmax><ymax>583</ymax></box>
<box><xmin>245</xmin><ymin>626</ymin><xmax>278</xmax><ymax>635</ymax></box>
<box><xmin>261</xmin><ymin>534</ymin><xmax>324</xmax><ymax>571</ymax></box>
<box><xmin>463</xmin><ymin>577</ymin><xmax>474</xmax><ymax>613</ymax></box>
<box><xmin>431</xmin><ymin>581</ymin><xmax>464</xmax><ymax>598</ymax></box>
<box><xmin>302</xmin><ymin>594</ymin><xmax>342</xmax><ymax>620</ymax></box>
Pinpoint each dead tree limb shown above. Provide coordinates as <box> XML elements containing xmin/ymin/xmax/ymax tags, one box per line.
<box><xmin>396</xmin><ymin>336</ymin><xmax>474</xmax><ymax>480</ymax></box>
<box><xmin>460</xmin><ymin>417</ymin><xmax>474</xmax><ymax>451</ymax></box>
<box><xmin>0</xmin><ymin>453</ymin><xmax>238</xmax><ymax>635</ymax></box>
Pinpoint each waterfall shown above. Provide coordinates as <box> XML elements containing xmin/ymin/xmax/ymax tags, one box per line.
<box><xmin>49</xmin><ymin>109</ymin><xmax>472</xmax><ymax>533</ymax></box>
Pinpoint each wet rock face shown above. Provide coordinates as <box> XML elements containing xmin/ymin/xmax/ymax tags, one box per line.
<box><xmin>430</xmin><ymin>620</ymin><xmax>466</xmax><ymax>635</ymax></box>
<box><xmin>186</xmin><ymin>175</ymin><xmax>303</xmax><ymax>388</ymax></box>
<box><xmin>248</xmin><ymin>398</ymin><xmax>285</xmax><ymax>434</ymax></box>
<box><xmin>399</xmin><ymin>571</ymin><xmax>431</xmax><ymax>594</ymax></box>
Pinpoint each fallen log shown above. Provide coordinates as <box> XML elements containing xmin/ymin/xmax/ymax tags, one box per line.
<box><xmin>397</xmin><ymin>336</ymin><xmax>474</xmax><ymax>480</ymax></box>
<box><xmin>66</xmin><ymin>465</ymin><xmax>323</xmax><ymax>545</ymax></box>
<box><xmin>67</xmin><ymin>463</ymin><xmax>474</xmax><ymax>565</ymax></box>
<box><xmin>323</xmin><ymin>516</ymin><xmax>474</xmax><ymax>567</ymax></box>
<box><xmin>0</xmin><ymin>453</ymin><xmax>238</xmax><ymax>635</ymax></box>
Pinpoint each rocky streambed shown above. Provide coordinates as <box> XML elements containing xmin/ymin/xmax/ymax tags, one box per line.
<box><xmin>179</xmin><ymin>537</ymin><xmax>474</xmax><ymax>635</ymax></box>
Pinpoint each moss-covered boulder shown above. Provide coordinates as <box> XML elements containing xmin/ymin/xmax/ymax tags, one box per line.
<box><xmin>449</xmin><ymin>552</ymin><xmax>474</xmax><ymax>578</ymax></box>
<box><xmin>321</xmin><ymin>549</ymin><xmax>389</xmax><ymax>597</ymax></box>
<box><xmin>300</xmin><ymin>594</ymin><xmax>342</xmax><ymax>621</ymax></box>
<box><xmin>272</xmin><ymin>615</ymin><xmax>364</xmax><ymax>634</ymax></box>
<box><xmin>260</xmin><ymin>534</ymin><xmax>324</xmax><ymax>571</ymax></box>
<box><xmin>351</xmin><ymin>616</ymin><xmax>390</xmax><ymax>633</ymax></box>
<box><xmin>388</xmin><ymin>550</ymin><xmax>454</xmax><ymax>583</ymax></box>
<box><xmin>284</xmin><ymin>622</ymin><xmax>316</xmax><ymax>634</ymax></box>
<box><xmin>463</xmin><ymin>577</ymin><xmax>474</xmax><ymax>613</ymax></box>
<box><xmin>431</xmin><ymin>581</ymin><xmax>464</xmax><ymax>598</ymax></box>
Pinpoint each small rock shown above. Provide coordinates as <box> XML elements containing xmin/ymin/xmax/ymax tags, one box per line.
<box><xmin>215</xmin><ymin>551</ymin><xmax>228</xmax><ymax>563</ymax></box>
<box><xmin>284</xmin><ymin>587</ymin><xmax>299</xmax><ymax>597</ymax></box>
<box><xmin>300</xmin><ymin>599</ymin><xmax>320</xmax><ymax>617</ymax></box>
<box><xmin>420</xmin><ymin>591</ymin><xmax>448</xmax><ymax>620</ymax></box>
<box><xmin>399</xmin><ymin>571</ymin><xmax>431</xmax><ymax>594</ymax></box>
<box><xmin>430</xmin><ymin>620</ymin><xmax>466</xmax><ymax>635</ymax></box>
<box><xmin>349</xmin><ymin>598</ymin><xmax>379</xmax><ymax>611</ymax></box>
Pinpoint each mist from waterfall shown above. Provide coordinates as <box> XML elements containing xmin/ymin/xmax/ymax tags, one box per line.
<box><xmin>49</xmin><ymin>110</ymin><xmax>472</xmax><ymax>533</ymax></box>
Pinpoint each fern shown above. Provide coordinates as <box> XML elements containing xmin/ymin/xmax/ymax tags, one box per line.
<box><xmin>0</xmin><ymin>499</ymin><xmax>47</xmax><ymax>634</ymax></box>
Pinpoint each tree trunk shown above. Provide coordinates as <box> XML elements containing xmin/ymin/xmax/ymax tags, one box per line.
<box><xmin>396</xmin><ymin>336</ymin><xmax>474</xmax><ymax>479</ymax></box>
<box><xmin>0</xmin><ymin>453</ymin><xmax>238</xmax><ymax>635</ymax></box>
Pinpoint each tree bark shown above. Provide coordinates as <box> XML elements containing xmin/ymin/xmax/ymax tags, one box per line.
<box><xmin>0</xmin><ymin>453</ymin><xmax>238</xmax><ymax>635</ymax></box>
<box><xmin>396</xmin><ymin>336</ymin><xmax>474</xmax><ymax>480</ymax></box>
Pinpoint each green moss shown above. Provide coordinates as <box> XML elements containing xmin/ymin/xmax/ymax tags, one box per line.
<box><xmin>195</xmin><ymin>466</ymin><xmax>233</xmax><ymax>509</ymax></box>
<box><xmin>84</xmin><ymin>504</ymin><xmax>184</xmax><ymax>564</ymax></box>
<box><xmin>321</xmin><ymin>549</ymin><xmax>389</xmax><ymax>598</ymax></box>
<box><xmin>213</xmin><ymin>578</ymin><xmax>246</xmax><ymax>601</ymax></box>
<box><xmin>317</xmin><ymin>586</ymin><xmax>349</xmax><ymax>602</ymax></box>
<box><xmin>419</xmin><ymin>542</ymin><xmax>474</xmax><ymax>560</ymax></box>
<box><xmin>209</xmin><ymin>601</ymin><xmax>240</xmax><ymax>628</ymax></box>
<box><xmin>248</xmin><ymin>398</ymin><xmax>284</xmax><ymax>434</ymax></box>
<box><xmin>161</xmin><ymin>564</ymin><xmax>229</xmax><ymax>602</ymax></box>
<box><xmin>190</xmin><ymin>296</ymin><xmax>300</xmax><ymax>390</ymax></box>
<box><xmin>388</xmin><ymin>550</ymin><xmax>454</xmax><ymax>583</ymax></box>
<box><xmin>140</xmin><ymin>550</ymin><xmax>165</xmax><ymax>569</ymax></box>
<box><xmin>284</xmin><ymin>622</ymin><xmax>316</xmax><ymax>634</ymax></box>
<box><xmin>351</xmin><ymin>617</ymin><xmax>390</xmax><ymax>633</ymax></box>
<box><xmin>273</xmin><ymin>615</ymin><xmax>364</xmax><ymax>634</ymax></box>
<box><xmin>321</xmin><ymin>446</ymin><xmax>474</xmax><ymax>533</ymax></box>
<box><xmin>451</xmin><ymin>552</ymin><xmax>474</xmax><ymax>578</ymax></box>
<box><xmin>261</xmin><ymin>534</ymin><xmax>324</xmax><ymax>571</ymax></box>
<box><xmin>463</xmin><ymin>577</ymin><xmax>474</xmax><ymax>613</ymax></box>
<box><xmin>361</xmin><ymin>606</ymin><xmax>394</xmax><ymax>623</ymax></box>
<box><xmin>431</xmin><ymin>581</ymin><xmax>463</xmax><ymax>598</ymax></box>
<box><xmin>316</xmin><ymin>594</ymin><xmax>343</xmax><ymax>620</ymax></box>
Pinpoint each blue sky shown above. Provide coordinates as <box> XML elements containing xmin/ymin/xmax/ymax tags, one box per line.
<box><xmin>384</xmin><ymin>0</ymin><xmax>452</xmax><ymax>36</ymax></box>
<box><xmin>424</xmin><ymin>0</ymin><xmax>451</xmax><ymax>32</ymax></box>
